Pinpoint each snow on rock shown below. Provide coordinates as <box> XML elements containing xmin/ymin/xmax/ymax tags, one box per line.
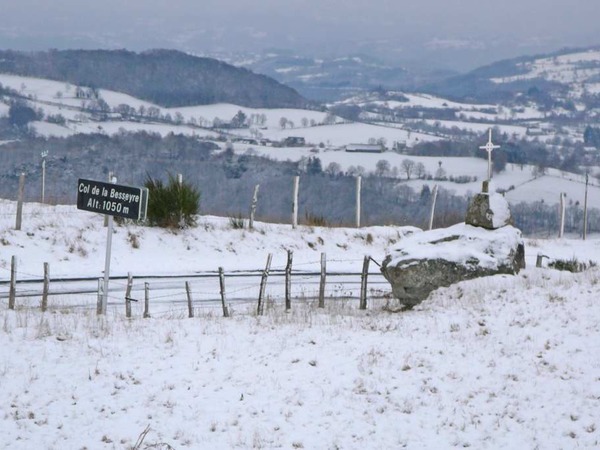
<box><xmin>466</xmin><ymin>183</ymin><xmax>513</xmax><ymax>230</ymax></box>
<box><xmin>385</xmin><ymin>223</ymin><xmax>523</xmax><ymax>270</ymax></box>
<box><xmin>381</xmin><ymin>223</ymin><xmax>525</xmax><ymax>307</ymax></box>
<box><xmin>488</xmin><ymin>192</ymin><xmax>512</xmax><ymax>228</ymax></box>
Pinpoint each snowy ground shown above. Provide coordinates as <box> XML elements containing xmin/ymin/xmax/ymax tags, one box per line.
<box><xmin>0</xmin><ymin>200</ymin><xmax>599</xmax><ymax>449</ymax></box>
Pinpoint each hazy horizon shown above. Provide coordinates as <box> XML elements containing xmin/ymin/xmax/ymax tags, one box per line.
<box><xmin>0</xmin><ymin>0</ymin><xmax>598</xmax><ymax>71</ymax></box>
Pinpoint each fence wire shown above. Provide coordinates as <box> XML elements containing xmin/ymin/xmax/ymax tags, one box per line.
<box><xmin>0</xmin><ymin>265</ymin><xmax>391</xmax><ymax>316</ymax></box>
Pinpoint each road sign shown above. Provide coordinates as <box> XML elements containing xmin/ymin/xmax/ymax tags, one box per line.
<box><xmin>77</xmin><ymin>178</ymin><xmax>148</xmax><ymax>220</ymax></box>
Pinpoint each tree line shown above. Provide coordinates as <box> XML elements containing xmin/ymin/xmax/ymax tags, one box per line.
<box><xmin>1</xmin><ymin>131</ymin><xmax>597</xmax><ymax>234</ymax></box>
<box><xmin>0</xmin><ymin>49</ymin><xmax>310</xmax><ymax>109</ymax></box>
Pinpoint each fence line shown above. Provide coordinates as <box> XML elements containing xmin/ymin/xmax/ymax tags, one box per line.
<box><xmin>2</xmin><ymin>161</ymin><xmax>599</xmax><ymax>234</ymax></box>
<box><xmin>0</xmin><ymin>255</ymin><xmax>390</xmax><ymax>317</ymax></box>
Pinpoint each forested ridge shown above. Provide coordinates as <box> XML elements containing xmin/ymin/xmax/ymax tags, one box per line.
<box><xmin>0</xmin><ymin>49</ymin><xmax>310</xmax><ymax>109</ymax></box>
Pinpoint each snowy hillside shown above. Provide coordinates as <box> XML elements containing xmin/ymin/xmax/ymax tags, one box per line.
<box><xmin>2</xmin><ymin>70</ymin><xmax>599</xmax><ymax>213</ymax></box>
<box><xmin>0</xmin><ymin>74</ymin><xmax>332</xmax><ymax>140</ymax></box>
<box><xmin>231</xmin><ymin>142</ymin><xmax>600</xmax><ymax>208</ymax></box>
<box><xmin>1</xmin><ymin>200</ymin><xmax>599</xmax><ymax>449</ymax></box>
<box><xmin>491</xmin><ymin>48</ymin><xmax>600</xmax><ymax>95</ymax></box>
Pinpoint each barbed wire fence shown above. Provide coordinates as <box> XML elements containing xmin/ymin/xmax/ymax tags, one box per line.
<box><xmin>1</xmin><ymin>170</ymin><xmax>596</xmax><ymax>319</ymax></box>
<box><xmin>0</xmin><ymin>253</ymin><xmax>392</xmax><ymax>319</ymax></box>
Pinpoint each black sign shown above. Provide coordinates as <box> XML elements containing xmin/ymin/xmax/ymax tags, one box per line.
<box><xmin>77</xmin><ymin>178</ymin><xmax>148</xmax><ymax>220</ymax></box>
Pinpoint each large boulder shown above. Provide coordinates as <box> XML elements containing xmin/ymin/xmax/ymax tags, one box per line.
<box><xmin>381</xmin><ymin>223</ymin><xmax>525</xmax><ymax>308</ymax></box>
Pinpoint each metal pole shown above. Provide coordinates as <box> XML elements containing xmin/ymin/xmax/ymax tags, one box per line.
<box><xmin>101</xmin><ymin>175</ymin><xmax>117</xmax><ymax>314</ymax></box>
<box><xmin>102</xmin><ymin>214</ymin><xmax>113</xmax><ymax>315</ymax></box>
<box><xmin>104</xmin><ymin>171</ymin><xmax>113</xmax><ymax>227</ymax></box>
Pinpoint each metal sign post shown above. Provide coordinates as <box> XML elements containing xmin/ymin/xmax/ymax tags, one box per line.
<box><xmin>102</xmin><ymin>178</ymin><xmax>116</xmax><ymax>314</ymax></box>
<box><xmin>77</xmin><ymin>178</ymin><xmax>148</xmax><ymax>315</ymax></box>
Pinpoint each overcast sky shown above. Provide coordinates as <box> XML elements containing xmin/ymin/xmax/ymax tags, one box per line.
<box><xmin>0</xmin><ymin>0</ymin><xmax>598</xmax><ymax>70</ymax></box>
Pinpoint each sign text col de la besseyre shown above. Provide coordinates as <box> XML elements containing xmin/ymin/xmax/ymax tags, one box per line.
<box><xmin>77</xmin><ymin>178</ymin><xmax>148</xmax><ymax>220</ymax></box>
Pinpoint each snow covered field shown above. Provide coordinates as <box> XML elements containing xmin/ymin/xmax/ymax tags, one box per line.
<box><xmin>1</xmin><ymin>200</ymin><xmax>599</xmax><ymax>449</ymax></box>
<box><xmin>234</xmin><ymin>141</ymin><xmax>600</xmax><ymax>208</ymax></box>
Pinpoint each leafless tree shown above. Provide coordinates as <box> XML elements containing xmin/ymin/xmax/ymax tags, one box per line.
<box><xmin>415</xmin><ymin>162</ymin><xmax>426</xmax><ymax>179</ymax></box>
<box><xmin>375</xmin><ymin>159</ymin><xmax>391</xmax><ymax>177</ymax></box>
<box><xmin>401</xmin><ymin>159</ymin><xmax>416</xmax><ymax>180</ymax></box>
<box><xmin>325</xmin><ymin>162</ymin><xmax>342</xmax><ymax>176</ymax></box>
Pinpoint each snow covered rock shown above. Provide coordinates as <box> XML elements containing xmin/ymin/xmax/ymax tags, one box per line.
<box><xmin>465</xmin><ymin>182</ymin><xmax>512</xmax><ymax>230</ymax></box>
<box><xmin>381</xmin><ymin>223</ymin><xmax>525</xmax><ymax>308</ymax></box>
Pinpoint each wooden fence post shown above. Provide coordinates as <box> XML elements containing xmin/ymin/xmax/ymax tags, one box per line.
<box><xmin>249</xmin><ymin>184</ymin><xmax>260</xmax><ymax>230</ymax></box>
<box><xmin>559</xmin><ymin>192</ymin><xmax>566</xmax><ymax>238</ymax></box>
<box><xmin>318</xmin><ymin>252</ymin><xmax>326</xmax><ymax>308</ymax></box>
<box><xmin>8</xmin><ymin>256</ymin><xmax>17</xmax><ymax>310</ymax></box>
<box><xmin>218</xmin><ymin>267</ymin><xmax>230</xmax><ymax>318</ymax></box>
<box><xmin>143</xmin><ymin>282</ymin><xmax>150</xmax><ymax>318</ymax></box>
<box><xmin>583</xmin><ymin>173</ymin><xmax>589</xmax><ymax>240</ymax></box>
<box><xmin>257</xmin><ymin>253</ymin><xmax>273</xmax><ymax>315</ymax></box>
<box><xmin>15</xmin><ymin>173</ymin><xmax>25</xmax><ymax>231</ymax></box>
<box><xmin>41</xmin><ymin>150</ymin><xmax>48</xmax><ymax>204</ymax></box>
<box><xmin>429</xmin><ymin>184</ymin><xmax>439</xmax><ymax>231</ymax></box>
<box><xmin>355</xmin><ymin>176</ymin><xmax>362</xmax><ymax>228</ymax></box>
<box><xmin>96</xmin><ymin>278</ymin><xmax>103</xmax><ymax>315</ymax></box>
<box><xmin>185</xmin><ymin>281</ymin><xmax>194</xmax><ymax>318</ymax></box>
<box><xmin>536</xmin><ymin>254</ymin><xmax>549</xmax><ymax>268</ymax></box>
<box><xmin>285</xmin><ymin>250</ymin><xmax>293</xmax><ymax>311</ymax></box>
<box><xmin>41</xmin><ymin>262</ymin><xmax>50</xmax><ymax>312</ymax></box>
<box><xmin>359</xmin><ymin>255</ymin><xmax>370</xmax><ymax>310</ymax></box>
<box><xmin>292</xmin><ymin>176</ymin><xmax>299</xmax><ymax>229</ymax></box>
<box><xmin>125</xmin><ymin>272</ymin><xmax>133</xmax><ymax>318</ymax></box>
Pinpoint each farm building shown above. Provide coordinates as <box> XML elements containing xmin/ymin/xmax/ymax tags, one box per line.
<box><xmin>283</xmin><ymin>136</ymin><xmax>306</xmax><ymax>147</ymax></box>
<box><xmin>345</xmin><ymin>143</ymin><xmax>385</xmax><ymax>153</ymax></box>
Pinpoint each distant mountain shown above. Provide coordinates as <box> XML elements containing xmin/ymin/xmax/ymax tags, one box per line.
<box><xmin>207</xmin><ymin>50</ymin><xmax>453</xmax><ymax>101</ymax></box>
<box><xmin>422</xmin><ymin>46</ymin><xmax>600</xmax><ymax>105</ymax></box>
<box><xmin>0</xmin><ymin>49</ymin><xmax>310</xmax><ymax>109</ymax></box>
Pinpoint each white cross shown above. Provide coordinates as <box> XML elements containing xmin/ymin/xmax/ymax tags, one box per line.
<box><xmin>479</xmin><ymin>128</ymin><xmax>500</xmax><ymax>181</ymax></box>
